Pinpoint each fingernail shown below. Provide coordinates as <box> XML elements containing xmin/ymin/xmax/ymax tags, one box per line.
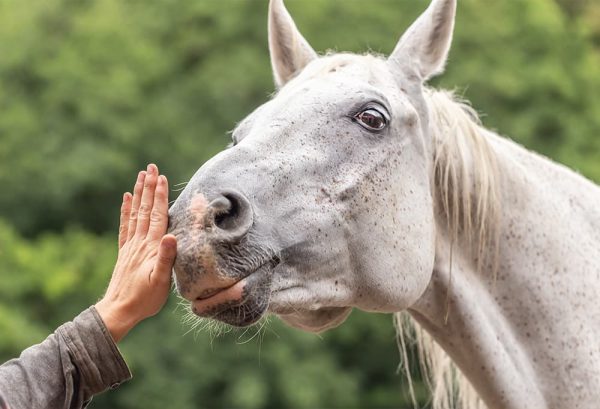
<box><xmin>147</xmin><ymin>164</ymin><xmax>155</xmax><ymax>174</ymax></box>
<box><xmin>159</xmin><ymin>175</ymin><xmax>166</xmax><ymax>185</ymax></box>
<box><xmin>137</xmin><ymin>171</ymin><xmax>145</xmax><ymax>181</ymax></box>
<box><xmin>123</xmin><ymin>192</ymin><xmax>129</xmax><ymax>201</ymax></box>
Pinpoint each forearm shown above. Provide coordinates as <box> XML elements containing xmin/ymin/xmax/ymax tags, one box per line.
<box><xmin>0</xmin><ymin>307</ymin><xmax>131</xmax><ymax>409</ymax></box>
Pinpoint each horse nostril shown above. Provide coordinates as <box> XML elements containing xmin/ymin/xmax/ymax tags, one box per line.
<box><xmin>207</xmin><ymin>189</ymin><xmax>253</xmax><ymax>242</ymax></box>
<box><xmin>213</xmin><ymin>195</ymin><xmax>238</xmax><ymax>230</ymax></box>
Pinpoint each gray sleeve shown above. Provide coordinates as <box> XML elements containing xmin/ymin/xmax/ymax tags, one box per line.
<box><xmin>0</xmin><ymin>306</ymin><xmax>132</xmax><ymax>409</ymax></box>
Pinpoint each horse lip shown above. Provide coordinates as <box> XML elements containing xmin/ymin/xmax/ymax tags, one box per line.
<box><xmin>192</xmin><ymin>256</ymin><xmax>280</xmax><ymax>313</ymax></box>
<box><xmin>193</xmin><ymin>279</ymin><xmax>247</xmax><ymax>314</ymax></box>
<box><xmin>196</xmin><ymin>283</ymin><xmax>240</xmax><ymax>301</ymax></box>
<box><xmin>193</xmin><ymin>275</ymin><xmax>247</xmax><ymax>303</ymax></box>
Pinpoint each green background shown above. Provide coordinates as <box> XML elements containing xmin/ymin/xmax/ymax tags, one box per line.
<box><xmin>0</xmin><ymin>0</ymin><xmax>598</xmax><ymax>408</ymax></box>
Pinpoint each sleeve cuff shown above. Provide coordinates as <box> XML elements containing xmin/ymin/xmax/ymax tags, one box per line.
<box><xmin>57</xmin><ymin>306</ymin><xmax>132</xmax><ymax>395</ymax></box>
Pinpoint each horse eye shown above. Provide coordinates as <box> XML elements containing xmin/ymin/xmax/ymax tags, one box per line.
<box><xmin>354</xmin><ymin>108</ymin><xmax>387</xmax><ymax>131</ymax></box>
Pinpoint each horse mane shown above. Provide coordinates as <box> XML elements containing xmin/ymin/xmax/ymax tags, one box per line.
<box><xmin>395</xmin><ymin>89</ymin><xmax>501</xmax><ymax>409</ymax></box>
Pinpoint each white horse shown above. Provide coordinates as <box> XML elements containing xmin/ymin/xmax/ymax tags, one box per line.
<box><xmin>168</xmin><ymin>0</ymin><xmax>600</xmax><ymax>408</ymax></box>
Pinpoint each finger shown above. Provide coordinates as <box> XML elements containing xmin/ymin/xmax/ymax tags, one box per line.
<box><xmin>136</xmin><ymin>164</ymin><xmax>159</xmax><ymax>238</ymax></box>
<box><xmin>151</xmin><ymin>234</ymin><xmax>177</xmax><ymax>286</ymax></box>
<box><xmin>128</xmin><ymin>171</ymin><xmax>146</xmax><ymax>239</ymax></box>
<box><xmin>118</xmin><ymin>192</ymin><xmax>132</xmax><ymax>249</ymax></box>
<box><xmin>147</xmin><ymin>174</ymin><xmax>169</xmax><ymax>241</ymax></box>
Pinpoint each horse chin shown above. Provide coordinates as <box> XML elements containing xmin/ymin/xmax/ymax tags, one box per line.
<box><xmin>277</xmin><ymin>306</ymin><xmax>353</xmax><ymax>333</ymax></box>
<box><xmin>205</xmin><ymin>297</ymin><xmax>269</xmax><ymax>327</ymax></box>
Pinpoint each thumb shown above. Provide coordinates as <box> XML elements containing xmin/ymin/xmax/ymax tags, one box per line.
<box><xmin>151</xmin><ymin>234</ymin><xmax>177</xmax><ymax>285</ymax></box>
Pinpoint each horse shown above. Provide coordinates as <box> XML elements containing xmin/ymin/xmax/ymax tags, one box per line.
<box><xmin>167</xmin><ymin>0</ymin><xmax>600</xmax><ymax>408</ymax></box>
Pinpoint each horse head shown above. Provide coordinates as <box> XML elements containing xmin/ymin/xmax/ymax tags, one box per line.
<box><xmin>169</xmin><ymin>0</ymin><xmax>456</xmax><ymax>332</ymax></box>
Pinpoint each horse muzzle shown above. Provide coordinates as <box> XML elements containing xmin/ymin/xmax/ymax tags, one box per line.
<box><xmin>169</xmin><ymin>188</ymin><xmax>278</xmax><ymax>326</ymax></box>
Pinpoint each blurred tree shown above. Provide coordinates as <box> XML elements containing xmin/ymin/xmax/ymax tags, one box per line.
<box><xmin>0</xmin><ymin>0</ymin><xmax>598</xmax><ymax>408</ymax></box>
<box><xmin>0</xmin><ymin>0</ymin><xmax>272</xmax><ymax>235</ymax></box>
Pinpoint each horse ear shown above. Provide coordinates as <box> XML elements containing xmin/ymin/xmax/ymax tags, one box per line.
<box><xmin>388</xmin><ymin>0</ymin><xmax>456</xmax><ymax>81</ymax></box>
<box><xmin>268</xmin><ymin>0</ymin><xmax>317</xmax><ymax>88</ymax></box>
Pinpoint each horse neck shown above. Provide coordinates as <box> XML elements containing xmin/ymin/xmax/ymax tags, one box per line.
<box><xmin>408</xmin><ymin>101</ymin><xmax>600</xmax><ymax>409</ymax></box>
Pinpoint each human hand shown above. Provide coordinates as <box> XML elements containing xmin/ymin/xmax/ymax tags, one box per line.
<box><xmin>95</xmin><ymin>164</ymin><xmax>177</xmax><ymax>342</ymax></box>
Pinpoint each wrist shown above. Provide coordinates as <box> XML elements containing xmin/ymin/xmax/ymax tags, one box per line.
<box><xmin>95</xmin><ymin>299</ymin><xmax>139</xmax><ymax>343</ymax></box>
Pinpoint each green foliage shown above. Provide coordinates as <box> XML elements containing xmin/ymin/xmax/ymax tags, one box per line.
<box><xmin>0</xmin><ymin>0</ymin><xmax>598</xmax><ymax>408</ymax></box>
<box><xmin>0</xmin><ymin>220</ymin><xmax>115</xmax><ymax>354</ymax></box>
<box><xmin>0</xmin><ymin>0</ymin><xmax>271</xmax><ymax>235</ymax></box>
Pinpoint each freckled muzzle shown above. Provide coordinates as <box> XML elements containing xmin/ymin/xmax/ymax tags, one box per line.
<box><xmin>169</xmin><ymin>189</ymin><xmax>278</xmax><ymax>326</ymax></box>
